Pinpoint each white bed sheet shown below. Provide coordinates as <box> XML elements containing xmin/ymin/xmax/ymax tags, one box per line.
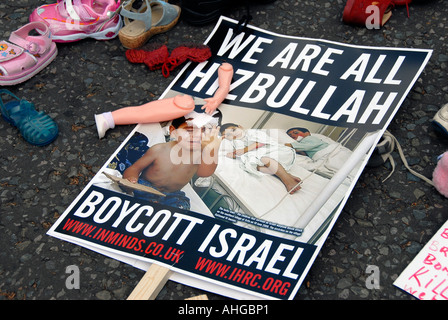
<box><xmin>293</xmin><ymin>133</ymin><xmax>354</xmax><ymax>180</ymax></box>
<box><xmin>214</xmin><ymin>137</ymin><xmax>350</xmax><ymax>242</ymax></box>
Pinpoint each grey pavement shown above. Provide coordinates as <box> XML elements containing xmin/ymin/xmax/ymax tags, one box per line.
<box><xmin>0</xmin><ymin>0</ymin><xmax>447</xmax><ymax>301</ymax></box>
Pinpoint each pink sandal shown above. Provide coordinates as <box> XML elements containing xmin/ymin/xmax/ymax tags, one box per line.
<box><xmin>0</xmin><ymin>22</ymin><xmax>57</xmax><ymax>86</ymax></box>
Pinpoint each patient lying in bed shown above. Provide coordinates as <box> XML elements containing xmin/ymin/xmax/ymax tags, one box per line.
<box><xmin>285</xmin><ymin>127</ymin><xmax>329</xmax><ymax>158</ymax></box>
<box><xmin>285</xmin><ymin>127</ymin><xmax>353</xmax><ymax>179</ymax></box>
<box><xmin>220</xmin><ymin>123</ymin><xmax>301</xmax><ymax>194</ymax></box>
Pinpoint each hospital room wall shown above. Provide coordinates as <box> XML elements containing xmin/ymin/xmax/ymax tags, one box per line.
<box><xmin>218</xmin><ymin>104</ymin><xmax>345</xmax><ymax>142</ymax></box>
<box><xmin>219</xmin><ymin>104</ymin><xmax>266</xmax><ymax>129</ymax></box>
<box><xmin>261</xmin><ymin>112</ymin><xmax>323</xmax><ymax>133</ymax></box>
<box><xmin>219</xmin><ymin>104</ymin><xmax>322</xmax><ymax>132</ymax></box>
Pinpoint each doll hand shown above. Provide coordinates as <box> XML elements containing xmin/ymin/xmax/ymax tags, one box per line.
<box><xmin>201</xmin><ymin>98</ymin><xmax>220</xmax><ymax>114</ymax></box>
<box><xmin>122</xmin><ymin>172</ymin><xmax>138</xmax><ymax>184</ymax></box>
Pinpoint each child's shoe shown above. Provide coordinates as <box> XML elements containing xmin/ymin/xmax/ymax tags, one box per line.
<box><xmin>29</xmin><ymin>0</ymin><xmax>122</xmax><ymax>43</ymax></box>
<box><xmin>0</xmin><ymin>90</ymin><xmax>58</xmax><ymax>146</ymax></box>
<box><xmin>366</xmin><ymin>130</ymin><xmax>394</xmax><ymax>167</ymax></box>
<box><xmin>0</xmin><ymin>22</ymin><xmax>57</xmax><ymax>86</ymax></box>
<box><xmin>118</xmin><ymin>0</ymin><xmax>181</xmax><ymax>49</ymax></box>
<box><xmin>432</xmin><ymin>103</ymin><xmax>448</xmax><ymax>137</ymax></box>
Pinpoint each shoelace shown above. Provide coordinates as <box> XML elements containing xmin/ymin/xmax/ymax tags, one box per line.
<box><xmin>392</xmin><ymin>0</ymin><xmax>411</xmax><ymax>17</ymax></box>
<box><xmin>380</xmin><ymin>130</ymin><xmax>433</xmax><ymax>186</ymax></box>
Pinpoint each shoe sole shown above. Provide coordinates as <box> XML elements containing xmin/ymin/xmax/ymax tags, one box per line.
<box><xmin>432</xmin><ymin>105</ymin><xmax>448</xmax><ymax>137</ymax></box>
<box><xmin>432</xmin><ymin>120</ymin><xmax>448</xmax><ymax>137</ymax></box>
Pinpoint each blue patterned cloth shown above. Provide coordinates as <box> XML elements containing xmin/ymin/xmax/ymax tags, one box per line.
<box><xmin>134</xmin><ymin>177</ymin><xmax>191</xmax><ymax>210</ymax></box>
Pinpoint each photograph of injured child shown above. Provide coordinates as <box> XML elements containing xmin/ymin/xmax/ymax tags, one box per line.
<box><xmin>219</xmin><ymin>122</ymin><xmax>302</xmax><ymax>194</ymax></box>
<box><xmin>193</xmin><ymin>104</ymin><xmax>371</xmax><ymax>243</ymax></box>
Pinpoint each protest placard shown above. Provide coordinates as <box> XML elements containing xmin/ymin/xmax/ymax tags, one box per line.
<box><xmin>48</xmin><ymin>17</ymin><xmax>432</xmax><ymax>299</ymax></box>
<box><xmin>394</xmin><ymin>220</ymin><xmax>448</xmax><ymax>300</ymax></box>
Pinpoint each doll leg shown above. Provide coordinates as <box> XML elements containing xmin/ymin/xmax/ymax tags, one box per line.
<box><xmin>112</xmin><ymin>95</ymin><xmax>194</xmax><ymax>124</ymax></box>
<box><xmin>94</xmin><ymin>95</ymin><xmax>194</xmax><ymax>139</ymax></box>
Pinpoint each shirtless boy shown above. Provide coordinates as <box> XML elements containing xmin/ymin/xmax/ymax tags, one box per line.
<box><xmin>123</xmin><ymin>116</ymin><xmax>222</xmax><ymax>209</ymax></box>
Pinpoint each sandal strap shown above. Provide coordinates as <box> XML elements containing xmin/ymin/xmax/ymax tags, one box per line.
<box><xmin>121</xmin><ymin>0</ymin><xmax>178</xmax><ymax>30</ymax></box>
<box><xmin>0</xmin><ymin>89</ymin><xmax>20</xmax><ymax>119</ymax></box>
<box><xmin>8</xmin><ymin>99</ymin><xmax>37</xmax><ymax>123</ymax></box>
<box><xmin>57</xmin><ymin>0</ymin><xmax>96</xmax><ymax>21</ymax></box>
<box><xmin>121</xmin><ymin>0</ymin><xmax>153</xmax><ymax>30</ymax></box>
<box><xmin>0</xmin><ymin>41</ymin><xmax>24</xmax><ymax>63</ymax></box>
<box><xmin>18</xmin><ymin>108</ymin><xmax>57</xmax><ymax>144</ymax></box>
<box><xmin>9</xmin><ymin>22</ymin><xmax>52</xmax><ymax>55</ymax></box>
<box><xmin>66</xmin><ymin>0</ymin><xmax>91</xmax><ymax>21</ymax></box>
<box><xmin>151</xmin><ymin>0</ymin><xmax>180</xmax><ymax>28</ymax></box>
<box><xmin>0</xmin><ymin>40</ymin><xmax>38</xmax><ymax>76</ymax></box>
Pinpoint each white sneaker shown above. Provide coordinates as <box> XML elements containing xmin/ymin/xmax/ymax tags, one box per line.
<box><xmin>432</xmin><ymin>103</ymin><xmax>448</xmax><ymax>136</ymax></box>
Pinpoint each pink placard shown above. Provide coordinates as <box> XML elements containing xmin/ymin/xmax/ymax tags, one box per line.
<box><xmin>394</xmin><ymin>220</ymin><xmax>448</xmax><ymax>300</ymax></box>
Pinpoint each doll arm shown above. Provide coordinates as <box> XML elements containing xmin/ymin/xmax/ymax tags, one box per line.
<box><xmin>202</xmin><ymin>63</ymin><xmax>233</xmax><ymax>114</ymax></box>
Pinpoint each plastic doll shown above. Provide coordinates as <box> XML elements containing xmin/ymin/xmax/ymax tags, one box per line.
<box><xmin>94</xmin><ymin>62</ymin><xmax>233</xmax><ymax>139</ymax></box>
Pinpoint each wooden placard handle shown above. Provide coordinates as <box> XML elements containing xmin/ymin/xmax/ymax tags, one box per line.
<box><xmin>127</xmin><ymin>264</ymin><xmax>173</xmax><ymax>300</ymax></box>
